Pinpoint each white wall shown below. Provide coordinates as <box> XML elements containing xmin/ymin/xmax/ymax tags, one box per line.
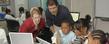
<box><xmin>94</xmin><ymin>0</ymin><xmax>109</xmax><ymax>33</ymax></box>
<box><xmin>14</xmin><ymin>0</ymin><xmax>28</xmax><ymax>16</ymax></box>
<box><xmin>28</xmin><ymin>0</ymin><xmax>41</xmax><ymax>9</ymax></box>
<box><xmin>96</xmin><ymin>0</ymin><xmax>109</xmax><ymax>18</ymax></box>
<box><xmin>9</xmin><ymin>0</ymin><xmax>28</xmax><ymax>16</ymax></box>
<box><xmin>64</xmin><ymin>0</ymin><xmax>94</xmax><ymax>19</ymax></box>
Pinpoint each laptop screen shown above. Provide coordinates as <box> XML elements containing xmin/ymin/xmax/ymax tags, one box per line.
<box><xmin>9</xmin><ymin>32</ymin><xmax>34</xmax><ymax>44</ymax></box>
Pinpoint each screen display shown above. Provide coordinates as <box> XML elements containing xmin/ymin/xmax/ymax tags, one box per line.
<box><xmin>70</xmin><ymin>12</ymin><xmax>80</xmax><ymax>22</ymax></box>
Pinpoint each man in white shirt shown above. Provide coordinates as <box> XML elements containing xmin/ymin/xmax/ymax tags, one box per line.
<box><xmin>51</xmin><ymin>20</ymin><xmax>76</xmax><ymax>44</ymax></box>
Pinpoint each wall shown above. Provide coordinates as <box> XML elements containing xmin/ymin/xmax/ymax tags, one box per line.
<box><xmin>94</xmin><ymin>0</ymin><xmax>109</xmax><ymax>33</ymax></box>
<box><xmin>96</xmin><ymin>0</ymin><xmax>109</xmax><ymax>18</ymax></box>
<box><xmin>28</xmin><ymin>0</ymin><xmax>41</xmax><ymax>9</ymax></box>
<box><xmin>9</xmin><ymin>0</ymin><xmax>28</xmax><ymax>16</ymax></box>
<box><xmin>64</xmin><ymin>0</ymin><xmax>94</xmax><ymax>19</ymax></box>
<box><xmin>14</xmin><ymin>0</ymin><xmax>28</xmax><ymax>16</ymax></box>
<box><xmin>95</xmin><ymin>18</ymin><xmax>109</xmax><ymax>33</ymax></box>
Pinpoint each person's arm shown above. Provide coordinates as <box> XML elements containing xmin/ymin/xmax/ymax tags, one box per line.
<box><xmin>45</xmin><ymin>10</ymin><xmax>53</xmax><ymax>27</ymax></box>
<box><xmin>50</xmin><ymin>25</ymin><xmax>56</xmax><ymax>33</ymax></box>
<box><xmin>72</xmin><ymin>32</ymin><xmax>77</xmax><ymax>42</ymax></box>
<box><xmin>51</xmin><ymin>31</ymin><xmax>57</xmax><ymax>44</ymax></box>
<box><xmin>20</xmin><ymin>13</ymin><xmax>26</xmax><ymax>21</ymax></box>
<box><xmin>52</xmin><ymin>30</ymin><xmax>62</xmax><ymax>44</ymax></box>
<box><xmin>56</xmin><ymin>31</ymin><xmax>61</xmax><ymax>44</ymax></box>
<box><xmin>45</xmin><ymin>10</ymin><xmax>57</xmax><ymax>34</ymax></box>
<box><xmin>5</xmin><ymin>15</ymin><xmax>19</xmax><ymax>21</ymax></box>
<box><xmin>19</xmin><ymin>20</ymin><xmax>29</xmax><ymax>32</ymax></box>
<box><xmin>39</xmin><ymin>18</ymin><xmax>45</xmax><ymax>30</ymax></box>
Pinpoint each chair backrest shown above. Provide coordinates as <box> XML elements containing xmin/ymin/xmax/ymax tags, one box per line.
<box><xmin>6</xmin><ymin>19</ymin><xmax>19</xmax><ymax>27</ymax></box>
<box><xmin>6</xmin><ymin>19</ymin><xmax>19</xmax><ymax>32</ymax></box>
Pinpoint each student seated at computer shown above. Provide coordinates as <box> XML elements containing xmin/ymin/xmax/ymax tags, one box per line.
<box><xmin>19</xmin><ymin>7</ymin><xmax>45</xmax><ymax>38</ymax></box>
<box><xmin>5</xmin><ymin>8</ymin><xmax>19</xmax><ymax>21</ymax></box>
<box><xmin>73</xmin><ymin>18</ymin><xmax>91</xmax><ymax>44</ymax></box>
<box><xmin>51</xmin><ymin>20</ymin><xmax>76</xmax><ymax>44</ymax></box>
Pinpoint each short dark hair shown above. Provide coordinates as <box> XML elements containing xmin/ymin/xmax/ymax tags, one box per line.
<box><xmin>5</xmin><ymin>8</ymin><xmax>11</xmax><ymax>14</ymax></box>
<box><xmin>61</xmin><ymin>20</ymin><xmax>71</xmax><ymax>27</ymax></box>
<box><xmin>38</xmin><ymin>7</ymin><xmax>43</xmax><ymax>14</ymax></box>
<box><xmin>74</xmin><ymin>18</ymin><xmax>90</xmax><ymax>31</ymax></box>
<box><xmin>85</xmin><ymin>14</ymin><xmax>91</xmax><ymax>25</ymax></box>
<box><xmin>19</xmin><ymin>7</ymin><xmax>24</xmax><ymax>13</ymax></box>
<box><xmin>47</xmin><ymin>0</ymin><xmax>59</xmax><ymax>6</ymax></box>
<box><xmin>26</xmin><ymin>11</ymin><xmax>30</xmax><ymax>19</ymax></box>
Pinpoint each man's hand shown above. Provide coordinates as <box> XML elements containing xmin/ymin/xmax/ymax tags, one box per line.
<box><xmin>50</xmin><ymin>25</ymin><xmax>55</xmax><ymax>33</ymax></box>
<box><xmin>50</xmin><ymin>25</ymin><xmax>56</xmax><ymax>33</ymax></box>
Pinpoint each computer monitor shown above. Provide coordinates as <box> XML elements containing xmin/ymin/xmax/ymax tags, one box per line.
<box><xmin>70</xmin><ymin>12</ymin><xmax>80</xmax><ymax>22</ymax></box>
<box><xmin>9</xmin><ymin>32</ymin><xmax>34</xmax><ymax>44</ymax></box>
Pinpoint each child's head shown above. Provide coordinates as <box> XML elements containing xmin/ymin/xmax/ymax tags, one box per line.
<box><xmin>5</xmin><ymin>8</ymin><xmax>11</xmax><ymax>14</ymax></box>
<box><xmin>19</xmin><ymin>7</ymin><xmax>24</xmax><ymax>13</ymax></box>
<box><xmin>88</xmin><ymin>30</ymin><xmax>106</xmax><ymax>44</ymax></box>
<box><xmin>30</xmin><ymin>7</ymin><xmax>42</xmax><ymax>24</ymax></box>
<box><xmin>26</xmin><ymin>11</ymin><xmax>30</xmax><ymax>19</ymax></box>
<box><xmin>74</xmin><ymin>18</ymin><xmax>90</xmax><ymax>36</ymax></box>
<box><xmin>61</xmin><ymin>20</ymin><xmax>71</xmax><ymax>35</ymax></box>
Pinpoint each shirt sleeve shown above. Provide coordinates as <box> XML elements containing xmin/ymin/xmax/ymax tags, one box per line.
<box><xmin>20</xmin><ymin>13</ymin><xmax>26</xmax><ymax>21</ymax></box>
<box><xmin>5</xmin><ymin>15</ymin><xmax>18</xmax><ymax>21</ymax></box>
<box><xmin>51</xmin><ymin>32</ymin><xmax>57</xmax><ymax>44</ymax></box>
<box><xmin>19</xmin><ymin>20</ymin><xmax>29</xmax><ymax>32</ymax></box>
<box><xmin>39</xmin><ymin>18</ymin><xmax>45</xmax><ymax>30</ymax></box>
<box><xmin>72</xmin><ymin>32</ymin><xmax>76</xmax><ymax>42</ymax></box>
<box><xmin>45</xmin><ymin>10</ymin><xmax>53</xmax><ymax>27</ymax></box>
